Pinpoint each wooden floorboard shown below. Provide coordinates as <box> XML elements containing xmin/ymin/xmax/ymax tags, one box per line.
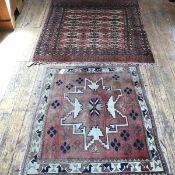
<box><xmin>16</xmin><ymin>0</ymin><xmax>50</xmax><ymax>28</ymax></box>
<box><xmin>0</xmin><ymin>0</ymin><xmax>175</xmax><ymax>174</ymax></box>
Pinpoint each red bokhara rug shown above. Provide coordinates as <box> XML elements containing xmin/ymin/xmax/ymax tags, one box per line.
<box><xmin>24</xmin><ymin>66</ymin><xmax>168</xmax><ymax>174</ymax></box>
<box><xmin>33</xmin><ymin>0</ymin><xmax>154</xmax><ymax>63</ymax></box>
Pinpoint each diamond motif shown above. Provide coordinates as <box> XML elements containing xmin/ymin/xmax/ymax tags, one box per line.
<box><xmin>66</xmin><ymin>83</ymin><xmax>74</xmax><ymax>90</ymax></box>
<box><xmin>76</xmin><ymin>77</ymin><xmax>83</xmax><ymax>84</ymax></box>
<box><xmin>124</xmin><ymin>87</ymin><xmax>132</xmax><ymax>95</ymax></box>
<box><xmin>134</xmin><ymin>139</ymin><xmax>144</xmax><ymax>150</ymax></box>
<box><xmin>120</xmin><ymin>130</ymin><xmax>130</xmax><ymax>141</ymax></box>
<box><xmin>47</xmin><ymin>127</ymin><xmax>57</xmax><ymax>137</ymax></box>
<box><xmin>129</xmin><ymin>110</ymin><xmax>138</xmax><ymax>120</ymax></box>
<box><xmin>51</xmin><ymin>100</ymin><xmax>60</xmax><ymax>109</ymax></box>
<box><xmin>112</xmin><ymin>74</ymin><xmax>120</xmax><ymax>80</ymax></box>
<box><xmin>111</xmin><ymin>139</ymin><xmax>121</xmax><ymax>151</ymax></box>
<box><xmin>60</xmin><ymin>142</ymin><xmax>70</xmax><ymax>154</ymax></box>
<box><xmin>56</xmin><ymin>80</ymin><xmax>63</xmax><ymax>86</ymax></box>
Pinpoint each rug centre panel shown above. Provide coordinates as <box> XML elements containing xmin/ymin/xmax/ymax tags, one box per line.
<box><xmin>57</xmin><ymin>8</ymin><xmax>125</xmax><ymax>51</ymax></box>
<box><xmin>41</xmin><ymin>72</ymin><xmax>149</xmax><ymax>160</ymax></box>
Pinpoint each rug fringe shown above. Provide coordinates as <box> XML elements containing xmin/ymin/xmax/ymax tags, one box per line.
<box><xmin>27</xmin><ymin>61</ymin><xmax>156</xmax><ymax>69</ymax></box>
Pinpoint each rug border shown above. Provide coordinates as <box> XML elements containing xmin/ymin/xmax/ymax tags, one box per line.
<box><xmin>136</xmin><ymin>66</ymin><xmax>169</xmax><ymax>175</ymax></box>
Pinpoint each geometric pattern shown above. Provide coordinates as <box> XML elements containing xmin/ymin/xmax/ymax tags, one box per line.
<box><xmin>24</xmin><ymin>65</ymin><xmax>168</xmax><ymax>174</ymax></box>
<box><xmin>33</xmin><ymin>1</ymin><xmax>154</xmax><ymax>63</ymax></box>
<box><xmin>89</xmin><ymin>98</ymin><xmax>102</xmax><ymax>116</ymax></box>
<box><xmin>62</xmin><ymin>77</ymin><xmax>127</xmax><ymax>151</ymax></box>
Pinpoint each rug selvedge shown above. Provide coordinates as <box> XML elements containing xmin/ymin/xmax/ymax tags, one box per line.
<box><xmin>25</xmin><ymin>66</ymin><xmax>168</xmax><ymax>174</ymax></box>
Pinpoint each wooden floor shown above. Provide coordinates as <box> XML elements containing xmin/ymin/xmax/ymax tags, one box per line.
<box><xmin>0</xmin><ymin>0</ymin><xmax>175</xmax><ymax>174</ymax></box>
